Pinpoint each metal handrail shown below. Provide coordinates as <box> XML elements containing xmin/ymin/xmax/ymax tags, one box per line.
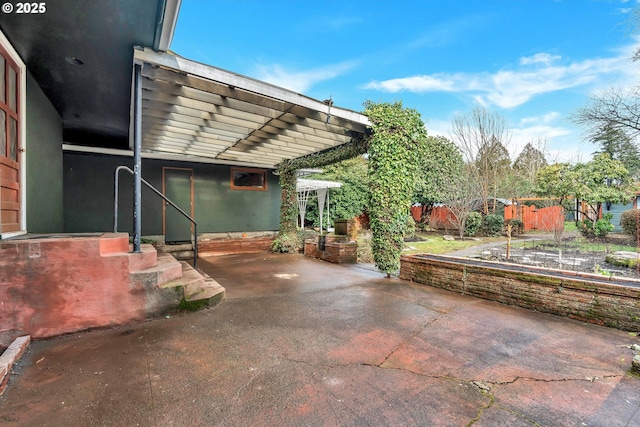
<box><xmin>114</xmin><ymin>165</ymin><xmax>198</xmax><ymax>268</ymax></box>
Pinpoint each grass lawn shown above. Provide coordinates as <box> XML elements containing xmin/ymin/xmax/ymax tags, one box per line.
<box><xmin>403</xmin><ymin>234</ymin><xmax>506</xmax><ymax>255</ymax></box>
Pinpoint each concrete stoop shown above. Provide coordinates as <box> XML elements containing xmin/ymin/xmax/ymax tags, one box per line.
<box><xmin>129</xmin><ymin>252</ymin><xmax>225</xmax><ymax>311</ymax></box>
<box><xmin>0</xmin><ymin>233</ymin><xmax>225</xmax><ymax>347</ymax></box>
<box><xmin>163</xmin><ymin>262</ymin><xmax>226</xmax><ymax>306</ymax></box>
<box><xmin>154</xmin><ymin>242</ymin><xmax>195</xmax><ymax>261</ymax></box>
<box><xmin>129</xmin><ymin>252</ymin><xmax>183</xmax><ymax>289</ymax></box>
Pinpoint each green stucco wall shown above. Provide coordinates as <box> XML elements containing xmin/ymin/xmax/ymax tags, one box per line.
<box><xmin>63</xmin><ymin>152</ymin><xmax>281</xmax><ymax>235</ymax></box>
<box><xmin>26</xmin><ymin>71</ymin><xmax>64</xmax><ymax>233</ymax></box>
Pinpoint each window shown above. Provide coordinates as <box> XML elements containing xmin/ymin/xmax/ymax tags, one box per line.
<box><xmin>230</xmin><ymin>167</ymin><xmax>267</xmax><ymax>191</ymax></box>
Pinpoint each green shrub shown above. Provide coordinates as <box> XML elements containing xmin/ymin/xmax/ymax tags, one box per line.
<box><xmin>357</xmin><ymin>232</ymin><xmax>374</xmax><ymax>263</ymax></box>
<box><xmin>482</xmin><ymin>213</ymin><xmax>504</xmax><ymax>236</ymax></box>
<box><xmin>506</xmin><ymin>218</ymin><xmax>524</xmax><ymax>234</ymax></box>
<box><xmin>271</xmin><ymin>231</ymin><xmax>305</xmax><ymax>253</ymax></box>
<box><xmin>404</xmin><ymin>214</ymin><xmax>417</xmax><ymax>239</ymax></box>
<box><xmin>464</xmin><ymin>212</ymin><xmax>482</xmax><ymax>236</ymax></box>
<box><xmin>621</xmin><ymin>209</ymin><xmax>640</xmax><ymax>238</ymax></box>
<box><xmin>580</xmin><ymin>213</ymin><xmax>614</xmax><ymax>238</ymax></box>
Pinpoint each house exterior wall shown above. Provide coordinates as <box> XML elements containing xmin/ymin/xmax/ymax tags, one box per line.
<box><xmin>63</xmin><ymin>152</ymin><xmax>281</xmax><ymax>235</ymax></box>
<box><xmin>26</xmin><ymin>71</ymin><xmax>64</xmax><ymax>233</ymax></box>
<box><xmin>603</xmin><ymin>202</ymin><xmax>634</xmax><ymax>232</ymax></box>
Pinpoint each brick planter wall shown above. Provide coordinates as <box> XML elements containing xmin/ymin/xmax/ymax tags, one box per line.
<box><xmin>304</xmin><ymin>236</ymin><xmax>357</xmax><ymax>263</ymax></box>
<box><xmin>198</xmin><ymin>233</ymin><xmax>276</xmax><ymax>257</ymax></box>
<box><xmin>400</xmin><ymin>254</ymin><xmax>640</xmax><ymax>331</ymax></box>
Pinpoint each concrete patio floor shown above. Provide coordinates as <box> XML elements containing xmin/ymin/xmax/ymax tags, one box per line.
<box><xmin>1</xmin><ymin>252</ymin><xmax>639</xmax><ymax>426</ymax></box>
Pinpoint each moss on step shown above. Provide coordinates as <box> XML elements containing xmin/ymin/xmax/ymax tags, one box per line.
<box><xmin>178</xmin><ymin>298</ymin><xmax>210</xmax><ymax>312</ymax></box>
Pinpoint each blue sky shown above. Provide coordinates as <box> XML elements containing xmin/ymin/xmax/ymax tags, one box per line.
<box><xmin>171</xmin><ymin>1</ymin><xmax>640</xmax><ymax>164</ymax></box>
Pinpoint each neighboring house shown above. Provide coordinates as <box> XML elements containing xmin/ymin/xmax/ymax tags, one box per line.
<box><xmin>601</xmin><ymin>200</ymin><xmax>636</xmax><ymax>232</ymax></box>
<box><xmin>0</xmin><ymin>1</ymin><xmax>369</xmax><ymax>344</ymax></box>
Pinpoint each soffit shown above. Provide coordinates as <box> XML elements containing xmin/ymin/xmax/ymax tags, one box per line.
<box><xmin>134</xmin><ymin>48</ymin><xmax>370</xmax><ymax>169</ymax></box>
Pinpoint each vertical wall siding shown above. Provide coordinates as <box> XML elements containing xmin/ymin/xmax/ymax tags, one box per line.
<box><xmin>63</xmin><ymin>152</ymin><xmax>281</xmax><ymax>234</ymax></box>
<box><xmin>26</xmin><ymin>71</ymin><xmax>64</xmax><ymax>233</ymax></box>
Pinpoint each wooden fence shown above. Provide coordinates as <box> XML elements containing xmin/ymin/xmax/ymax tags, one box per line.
<box><xmin>411</xmin><ymin>206</ymin><xmax>457</xmax><ymax>230</ymax></box>
<box><xmin>504</xmin><ymin>204</ymin><xmax>564</xmax><ymax>232</ymax></box>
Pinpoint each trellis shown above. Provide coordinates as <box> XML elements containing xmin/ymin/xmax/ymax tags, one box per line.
<box><xmin>296</xmin><ymin>179</ymin><xmax>342</xmax><ymax>234</ymax></box>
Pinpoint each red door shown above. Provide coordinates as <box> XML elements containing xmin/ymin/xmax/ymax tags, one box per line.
<box><xmin>0</xmin><ymin>45</ymin><xmax>20</xmax><ymax>234</ymax></box>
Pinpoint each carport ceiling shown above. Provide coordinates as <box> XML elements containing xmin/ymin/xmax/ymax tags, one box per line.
<box><xmin>0</xmin><ymin>0</ymin><xmax>177</xmax><ymax>147</ymax></box>
<box><xmin>135</xmin><ymin>48</ymin><xmax>370</xmax><ymax>169</ymax></box>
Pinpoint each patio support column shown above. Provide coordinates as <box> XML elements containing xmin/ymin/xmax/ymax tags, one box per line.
<box><xmin>132</xmin><ymin>63</ymin><xmax>142</xmax><ymax>253</ymax></box>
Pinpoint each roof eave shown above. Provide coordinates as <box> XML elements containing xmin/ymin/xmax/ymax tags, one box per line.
<box><xmin>154</xmin><ymin>0</ymin><xmax>182</xmax><ymax>52</ymax></box>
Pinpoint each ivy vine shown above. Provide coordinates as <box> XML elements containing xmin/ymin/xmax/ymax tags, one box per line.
<box><xmin>364</xmin><ymin>101</ymin><xmax>428</xmax><ymax>275</ymax></box>
<box><xmin>272</xmin><ymin>101</ymin><xmax>427</xmax><ymax>277</ymax></box>
<box><xmin>272</xmin><ymin>134</ymin><xmax>370</xmax><ymax>252</ymax></box>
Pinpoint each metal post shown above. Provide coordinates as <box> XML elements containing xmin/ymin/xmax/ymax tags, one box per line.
<box><xmin>133</xmin><ymin>63</ymin><xmax>142</xmax><ymax>253</ymax></box>
<box><xmin>114</xmin><ymin>166</ymin><xmax>121</xmax><ymax>233</ymax></box>
<box><xmin>326</xmin><ymin>189</ymin><xmax>330</xmax><ymax>231</ymax></box>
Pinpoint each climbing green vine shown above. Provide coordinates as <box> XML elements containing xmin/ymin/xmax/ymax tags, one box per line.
<box><xmin>364</xmin><ymin>101</ymin><xmax>428</xmax><ymax>275</ymax></box>
<box><xmin>271</xmin><ymin>135</ymin><xmax>370</xmax><ymax>253</ymax></box>
<box><xmin>272</xmin><ymin>101</ymin><xmax>428</xmax><ymax>277</ymax></box>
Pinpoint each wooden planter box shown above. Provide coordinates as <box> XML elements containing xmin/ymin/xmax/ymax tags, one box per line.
<box><xmin>334</xmin><ymin>219</ymin><xmax>356</xmax><ymax>239</ymax></box>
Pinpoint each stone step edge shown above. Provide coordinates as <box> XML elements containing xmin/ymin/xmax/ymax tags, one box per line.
<box><xmin>0</xmin><ymin>335</ymin><xmax>30</xmax><ymax>396</ymax></box>
<box><xmin>160</xmin><ymin>262</ymin><xmax>226</xmax><ymax>303</ymax></box>
<box><xmin>129</xmin><ymin>253</ymin><xmax>184</xmax><ymax>288</ymax></box>
<box><xmin>185</xmin><ymin>275</ymin><xmax>226</xmax><ymax>302</ymax></box>
<box><xmin>159</xmin><ymin>261</ymin><xmax>201</xmax><ymax>290</ymax></box>
<box><xmin>102</xmin><ymin>244</ymin><xmax>158</xmax><ymax>272</ymax></box>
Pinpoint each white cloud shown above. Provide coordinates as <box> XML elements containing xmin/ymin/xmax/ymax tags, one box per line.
<box><xmin>519</xmin><ymin>112</ymin><xmax>561</xmax><ymax>125</ymax></box>
<box><xmin>363</xmin><ymin>44</ymin><xmax>637</xmax><ymax>109</ymax></box>
<box><xmin>364</xmin><ymin>73</ymin><xmax>463</xmax><ymax>92</ymax></box>
<box><xmin>509</xmin><ymin>112</ymin><xmax>581</xmax><ymax>162</ymax></box>
<box><xmin>423</xmin><ymin>117</ymin><xmax>452</xmax><ymax>138</ymax></box>
<box><xmin>520</xmin><ymin>52</ymin><xmax>561</xmax><ymax>65</ymax></box>
<box><xmin>253</xmin><ymin>61</ymin><xmax>357</xmax><ymax>93</ymax></box>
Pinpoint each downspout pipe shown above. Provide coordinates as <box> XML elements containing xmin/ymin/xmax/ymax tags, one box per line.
<box><xmin>132</xmin><ymin>63</ymin><xmax>142</xmax><ymax>253</ymax></box>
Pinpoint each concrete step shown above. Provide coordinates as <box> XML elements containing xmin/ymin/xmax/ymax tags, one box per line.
<box><xmin>188</xmin><ymin>275</ymin><xmax>226</xmax><ymax>304</ymax></box>
<box><xmin>97</xmin><ymin>233</ymin><xmax>130</xmax><ymax>255</ymax></box>
<box><xmin>156</xmin><ymin>242</ymin><xmax>195</xmax><ymax>261</ymax></box>
<box><xmin>162</xmin><ymin>243</ymin><xmax>194</xmax><ymax>252</ymax></box>
<box><xmin>125</xmin><ymin>244</ymin><xmax>159</xmax><ymax>271</ymax></box>
<box><xmin>102</xmin><ymin>243</ymin><xmax>158</xmax><ymax>272</ymax></box>
<box><xmin>129</xmin><ymin>253</ymin><xmax>183</xmax><ymax>289</ymax></box>
<box><xmin>170</xmin><ymin>250</ymin><xmax>195</xmax><ymax>260</ymax></box>
<box><xmin>163</xmin><ymin>262</ymin><xmax>225</xmax><ymax>306</ymax></box>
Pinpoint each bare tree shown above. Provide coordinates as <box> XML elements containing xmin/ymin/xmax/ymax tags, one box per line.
<box><xmin>572</xmin><ymin>86</ymin><xmax>640</xmax><ymax>140</ymax></box>
<box><xmin>451</xmin><ymin>105</ymin><xmax>512</xmax><ymax>214</ymax></box>
<box><xmin>443</xmin><ymin>165</ymin><xmax>483</xmax><ymax>238</ymax></box>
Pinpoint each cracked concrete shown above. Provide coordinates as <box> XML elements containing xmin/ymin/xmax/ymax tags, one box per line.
<box><xmin>1</xmin><ymin>252</ymin><xmax>639</xmax><ymax>426</ymax></box>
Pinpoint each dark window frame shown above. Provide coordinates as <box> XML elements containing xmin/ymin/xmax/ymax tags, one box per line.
<box><xmin>230</xmin><ymin>167</ymin><xmax>268</xmax><ymax>191</ymax></box>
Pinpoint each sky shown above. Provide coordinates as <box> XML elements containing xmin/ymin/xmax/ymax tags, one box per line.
<box><xmin>171</xmin><ymin>0</ymin><xmax>640</xmax><ymax>164</ymax></box>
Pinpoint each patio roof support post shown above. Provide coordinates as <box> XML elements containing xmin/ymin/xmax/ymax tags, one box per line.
<box><xmin>132</xmin><ymin>63</ymin><xmax>142</xmax><ymax>253</ymax></box>
<box><xmin>317</xmin><ymin>188</ymin><xmax>327</xmax><ymax>236</ymax></box>
<box><xmin>326</xmin><ymin>190</ymin><xmax>330</xmax><ymax>231</ymax></box>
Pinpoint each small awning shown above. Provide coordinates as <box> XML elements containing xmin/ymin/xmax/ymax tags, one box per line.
<box><xmin>133</xmin><ymin>48</ymin><xmax>370</xmax><ymax>169</ymax></box>
<box><xmin>296</xmin><ymin>179</ymin><xmax>343</xmax><ymax>192</ymax></box>
<box><xmin>296</xmin><ymin>179</ymin><xmax>342</xmax><ymax>234</ymax></box>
